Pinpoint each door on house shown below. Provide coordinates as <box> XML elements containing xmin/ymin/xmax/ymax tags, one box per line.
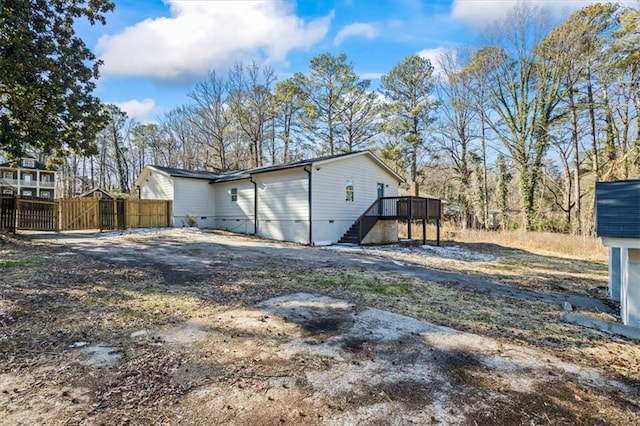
<box><xmin>377</xmin><ymin>183</ymin><xmax>384</xmax><ymax>215</ymax></box>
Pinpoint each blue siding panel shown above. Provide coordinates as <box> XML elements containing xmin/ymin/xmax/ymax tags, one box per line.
<box><xmin>595</xmin><ymin>180</ymin><xmax>640</xmax><ymax>238</ymax></box>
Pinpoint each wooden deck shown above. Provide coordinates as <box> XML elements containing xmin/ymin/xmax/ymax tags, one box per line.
<box><xmin>339</xmin><ymin>196</ymin><xmax>442</xmax><ymax>245</ymax></box>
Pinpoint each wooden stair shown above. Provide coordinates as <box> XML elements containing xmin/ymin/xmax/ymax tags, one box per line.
<box><xmin>338</xmin><ymin>220</ymin><xmax>361</xmax><ymax>244</ymax></box>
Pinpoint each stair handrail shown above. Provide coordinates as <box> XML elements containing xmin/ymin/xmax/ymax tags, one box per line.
<box><xmin>348</xmin><ymin>196</ymin><xmax>442</xmax><ymax>244</ymax></box>
<box><xmin>357</xmin><ymin>196</ymin><xmax>393</xmax><ymax>242</ymax></box>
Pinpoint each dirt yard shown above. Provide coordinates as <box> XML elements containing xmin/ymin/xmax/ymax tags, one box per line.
<box><xmin>1</xmin><ymin>229</ymin><xmax>638</xmax><ymax>425</ymax></box>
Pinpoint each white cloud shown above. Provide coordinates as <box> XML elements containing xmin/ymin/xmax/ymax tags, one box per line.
<box><xmin>113</xmin><ymin>98</ymin><xmax>157</xmax><ymax>122</ymax></box>
<box><xmin>450</xmin><ymin>0</ymin><xmax>637</xmax><ymax>29</ymax></box>
<box><xmin>417</xmin><ymin>47</ymin><xmax>453</xmax><ymax>77</ymax></box>
<box><xmin>97</xmin><ymin>1</ymin><xmax>333</xmax><ymax>81</ymax></box>
<box><xmin>334</xmin><ymin>22</ymin><xmax>379</xmax><ymax>46</ymax></box>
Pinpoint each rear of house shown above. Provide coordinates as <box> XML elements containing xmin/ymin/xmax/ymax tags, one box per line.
<box><xmin>135</xmin><ymin>151</ymin><xmax>406</xmax><ymax>244</ymax></box>
<box><xmin>311</xmin><ymin>153</ymin><xmax>400</xmax><ymax>244</ymax></box>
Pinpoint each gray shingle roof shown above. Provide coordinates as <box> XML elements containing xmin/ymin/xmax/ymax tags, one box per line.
<box><xmin>212</xmin><ymin>151</ymin><xmax>367</xmax><ymax>183</ymax></box>
<box><xmin>151</xmin><ymin>165</ymin><xmax>221</xmax><ymax>180</ymax></box>
<box><xmin>147</xmin><ymin>151</ymin><xmax>402</xmax><ymax>184</ymax></box>
<box><xmin>0</xmin><ymin>159</ymin><xmax>57</xmax><ymax>171</ymax></box>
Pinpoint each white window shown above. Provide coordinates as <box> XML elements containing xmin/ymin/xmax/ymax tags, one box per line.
<box><xmin>231</xmin><ymin>187</ymin><xmax>238</xmax><ymax>202</ymax></box>
<box><xmin>22</xmin><ymin>190</ymin><xmax>33</xmax><ymax>197</ymax></box>
<box><xmin>345</xmin><ymin>179</ymin><xmax>354</xmax><ymax>202</ymax></box>
<box><xmin>42</xmin><ymin>174</ymin><xmax>50</xmax><ymax>182</ymax></box>
<box><xmin>40</xmin><ymin>191</ymin><xmax>51</xmax><ymax>199</ymax></box>
<box><xmin>2</xmin><ymin>190</ymin><xmax>13</xmax><ymax>195</ymax></box>
<box><xmin>23</xmin><ymin>173</ymin><xmax>32</xmax><ymax>183</ymax></box>
<box><xmin>2</xmin><ymin>171</ymin><xmax>12</xmax><ymax>179</ymax></box>
<box><xmin>22</xmin><ymin>159</ymin><xmax>35</xmax><ymax>168</ymax></box>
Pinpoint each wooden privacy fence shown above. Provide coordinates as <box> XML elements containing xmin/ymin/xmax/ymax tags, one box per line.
<box><xmin>60</xmin><ymin>198</ymin><xmax>172</xmax><ymax>231</ymax></box>
<box><xmin>0</xmin><ymin>196</ymin><xmax>17</xmax><ymax>233</ymax></box>
<box><xmin>59</xmin><ymin>198</ymin><xmax>100</xmax><ymax>230</ymax></box>
<box><xmin>17</xmin><ymin>197</ymin><xmax>59</xmax><ymax>231</ymax></box>
<box><xmin>0</xmin><ymin>196</ymin><xmax>172</xmax><ymax>232</ymax></box>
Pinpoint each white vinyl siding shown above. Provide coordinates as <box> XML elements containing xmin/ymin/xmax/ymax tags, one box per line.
<box><xmin>173</xmin><ymin>177</ymin><xmax>216</xmax><ymax>228</ymax></box>
<box><xmin>140</xmin><ymin>170</ymin><xmax>174</xmax><ymax>201</ymax></box>
<box><xmin>255</xmin><ymin>168</ymin><xmax>309</xmax><ymax>243</ymax></box>
<box><xmin>311</xmin><ymin>153</ymin><xmax>400</xmax><ymax>244</ymax></box>
<box><xmin>214</xmin><ymin>180</ymin><xmax>255</xmax><ymax>234</ymax></box>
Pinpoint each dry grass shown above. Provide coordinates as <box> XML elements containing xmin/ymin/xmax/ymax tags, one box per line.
<box><xmin>446</xmin><ymin>227</ymin><xmax>608</xmax><ymax>264</ymax></box>
<box><xmin>399</xmin><ymin>222</ymin><xmax>607</xmax><ymax>263</ymax></box>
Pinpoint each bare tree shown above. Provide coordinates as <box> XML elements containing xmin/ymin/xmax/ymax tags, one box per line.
<box><xmin>436</xmin><ymin>49</ymin><xmax>479</xmax><ymax>226</ymax></box>
<box><xmin>228</xmin><ymin>61</ymin><xmax>276</xmax><ymax>167</ymax></box>
<box><xmin>187</xmin><ymin>71</ymin><xmax>233</xmax><ymax>171</ymax></box>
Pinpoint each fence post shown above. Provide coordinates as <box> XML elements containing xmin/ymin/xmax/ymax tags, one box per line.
<box><xmin>407</xmin><ymin>197</ymin><xmax>412</xmax><ymax>240</ymax></box>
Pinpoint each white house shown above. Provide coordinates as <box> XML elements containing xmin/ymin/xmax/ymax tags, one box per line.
<box><xmin>134</xmin><ymin>151</ymin><xmax>412</xmax><ymax>244</ymax></box>
<box><xmin>134</xmin><ymin>167</ymin><xmax>220</xmax><ymax>228</ymax></box>
<box><xmin>0</xmin><ymin>158</ymin><xmax>58</xmax><ymax>199</ymax></box>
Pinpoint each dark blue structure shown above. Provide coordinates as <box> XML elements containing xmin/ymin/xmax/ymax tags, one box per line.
<box><xmin>595</xmin><ymin>180</ymin><xmax>640</xmax><ymax>239</ymax></box>
<box><xmin>595</xmin><ymin>179</ymin><xmax>640</xmax><ymax>327</ymax></box>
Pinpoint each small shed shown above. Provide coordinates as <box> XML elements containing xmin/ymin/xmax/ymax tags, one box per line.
<box><xmin>76</xmin><ymin>188</ymin><xmax>114</xmax><ymax>200</ymax></box>
<box><xmin>595</xmin><ymin>180</ymin><xmax>640</xmax><ymax>327</ymax></box>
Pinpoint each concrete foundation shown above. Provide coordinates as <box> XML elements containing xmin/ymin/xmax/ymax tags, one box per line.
<box><xmin>361</xmin><ymin>220</ymin><xmax>398</xmax><ymax>245</ymax></box>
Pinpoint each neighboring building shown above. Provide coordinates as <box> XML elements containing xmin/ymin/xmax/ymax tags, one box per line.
<box><xmin>0</xmin><ymin>158</ymin><xmax>57</xmax><ymax>199</ymax></box>
<box><xmin>75</xmin><ymin>187</ymin><xmax>115</xmax><ymax>200</ymax></box>
<box><xmin>134</xmin><ymin>151</ymin><xmax>425</xmax><ymax>245</ymax></box>
<box><xmin>595</xmin><ymin>180</ymin><xmax>640</xmax><ymax>327</ymax></box>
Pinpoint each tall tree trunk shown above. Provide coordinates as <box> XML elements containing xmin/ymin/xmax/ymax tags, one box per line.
<box><xmin>586</xmin><ymin>67</ymin><xmax>600</xmax><ymax>179</ymax></box>
<box><xmin>480</xmin><ymin>112</ymin><xmax>489</xmax><ymax>227</ymax></box>
<box><xmin>568</xmin><ymin>88</ymin><xmax>582</xmax><ymax>235</ymax></box>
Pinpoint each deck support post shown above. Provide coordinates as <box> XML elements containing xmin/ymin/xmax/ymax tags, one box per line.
<box><xmin>422</xmin><ymin>219</ymin><xmax>426</xmax><ymax>245</ymax></box>
<box><xmin>436</xmin><ymin>219</ymin><xmax>440</xmax><ymax>246</ymax></box>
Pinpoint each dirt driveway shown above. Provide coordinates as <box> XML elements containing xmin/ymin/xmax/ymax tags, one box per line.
<box><xmin>1</xmin><ymin>229</ymin><xmax>639</xmax><ymax>424</ymax></box>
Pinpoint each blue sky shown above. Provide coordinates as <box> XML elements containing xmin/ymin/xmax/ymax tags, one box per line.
<box><xmin>80</xmin><ymin>0</ymin><xmax>635</xmax><ymax>123</ymax></box>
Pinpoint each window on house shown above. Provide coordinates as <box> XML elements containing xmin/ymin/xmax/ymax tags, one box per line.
<box><xmin>23</xmin><ymin>173</ymin><xmax>32</xmax><ymax>183</ymax></box>
<box><xmin>3</xmin><ymin>190</ymin><xmax>13</xmax><ymax>195</ymax></box>
<box><xmin>42</xmin><ymin>174</ymin><xmax>50</xmax><ymax>182</ymax></box>
<box><xmin>22</xmin><ymin>159</ymin><xmax>35</xmax><ymax>168</ymax></box>
<box><xmin>345</xmin><ymin>179</ymin><xmax>354</xmax><ymax>202</ymax></box>
<box><xmin>22</xmin><ymin>189</ymin><xmax>33</xmax><ymax>197</ymax></box>
<box><xmin>2</xmin><ymin>171</ymin><xmax>12</xmax><ymax>179</ymax></box>
<box><xmin>231</xmin><ymin>187</ymin><xmax>238</xmax><ymax>202</ymax></box>
<box><xmin>40</xmin><ymin>191</ymin><xmax>51</xmax><ymax>199</ymax></box>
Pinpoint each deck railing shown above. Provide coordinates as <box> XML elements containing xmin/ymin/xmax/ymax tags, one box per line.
<box><xmin>358</xmin><ymin>196</ymin><xmax>441</xmax><ymax>242</ymax></box>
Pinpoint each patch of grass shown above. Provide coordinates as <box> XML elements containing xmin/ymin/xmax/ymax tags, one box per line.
<box><xmin>312</xmin><ymin>277</ymin><xmax>340</xmax><ymax>287</ymax></box>
<box><xmin>0</xmin><ymin>258</ymin><xmax>39</xmax><ymax>268</ymax></box>
<box><xmin>370</xmin><ymin>283</ymin><xmax>410</xmax><ymax>295</ymax></box>
<box><xmin>306</xmin><ymin>270</ymin><xmax>411</xmax><ymax>296</ymax></box>
<box><xmin>85</xmin><ymin>295</ymin><xmax>110</xmax><ymax>306</ymax></box>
